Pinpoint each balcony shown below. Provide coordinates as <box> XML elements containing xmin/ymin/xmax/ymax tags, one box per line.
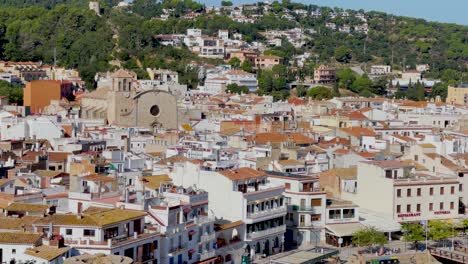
<box><xmin>194</xmin><ymin>215</ymin><xmax>215</xmax><ymax>225</ymax></box>
<box><xmin>246</xmin><ymin>225</ymin><xmax>286</xmax><ymax>240</ymax></box>
<box><xmin>65</xmin><ymin>231</ymin><xmax>159</xmax><ymax>249</ymax></box>
<box><xmin>199</xmin><ymin>232</ymin><xmax>216</xmax><ymax>243</ymax></box>
<box><xmin>168</xmin><ymin>243</ymin><xmax>188</xmax><ymax>256</ymax></box>
<box><xmin>291</xmin><ymin>205</ymin><xmax>319</xmax><ymax>213</ymax></box>
<box><xmin>246</xmin><ymin>206</ymin><xmax>287</xmax><ymax>222</ymax></box>
<box><xmin>199</xmin><ymin>250</ymin><xmax>216</xmax><ymax>260</ymax></box>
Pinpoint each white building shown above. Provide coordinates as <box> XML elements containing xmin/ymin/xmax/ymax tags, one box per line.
<box><xmin>172</xmin><ymin>163</ymin><xmax>287</xmax><ymax>260</ymax></box>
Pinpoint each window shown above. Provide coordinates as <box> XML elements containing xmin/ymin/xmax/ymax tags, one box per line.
<box><xmin>311</xmin><ymin>199</ymin><xmax>321</xmax><ymax>206</ymax></box>
<box><xmin>407</xmin><ymin>189</ymin><xmax>411</xmax><ymax>197</ymax></box>
<box><xmin>300</xmin><ymin>215</ymin><xmax>305</xmax><ymax>226</ymax></box>
<box><xmin>393</xmin><ymin>170</ymin><xmax>398</xmax><ymax>178</ymax></box>
<box><xmin>451</xmin><ymin>186</ymin><xmax>455</xmax><ymax>194</ymax></box>
<box><xmin>66</xmin><ymin>229</ymin><xmax>72</xmax><ymax>235</ymax></box>
<box><xmin>460</xmin><ymin>184</ymin><xmax>463</xmax><ymax>192</ymax></box>
<box><xmin>396</xmin><ymin>205</ymin><xmax>401</xmax><ymax>213</ymax></box>
<box><xmin>429</xmin><ymin>203</ymin><xmax>433</xmax><ymax>211</ymax></box>
<box><xmin>450</xmin><ymin>202</ymin><xmax>455</xmax><ymax>210</ymax></box>
<box><xmin>343</xmin><ymin>209</ymin><xmax>355</xmax><ymax>218</ymax></box>
<box><xmin>12</xmin><ymin>249</ymin><xmax>16</xmax><ymax>254</ymax></box>
<box><xmin>430</xmin><ymin>187</ymin><xmax>434</xmax><ymax>195</ymax></box>
<box><xmin>300</xmin><ymin>199</ymin><xmax>306</xmax><ymax>207</ymax></box>
<box><xmin>385</xmin><ymin>170</ymin><xmax>392</xmax><ymax>178</ymax></box>
<box><xmin>83</xmin><ymin>229</ymin><xmax>95</xmax><ymax>237</ymax></box>
<box><xmin>189</xmin><ymin>234</ymin><xmax>193</xmax><ymax>241</ymax></box>
<box><xmin>329</xmin><ymin>209</ymin><xmax>341</xmax><ymax>220</ymax></box>
<box><xmin>440</xmin><ymin>187</ymin><xmax>444</xmax><ymax>195</ymax></box>
<box><xmin>440</xmin><ymin>202</ymin><xmax>444</xmax><ymax>210</ymax></box>
<box><xmin>397</xmin><ymin>189</ymin><xmax>401</xmax><ymax>197</ymax></box>
<box><xmin>416</xmin><ymin>204</ymin><xmax>421</xmax><ymax>212</ymax></box>
<box><xmin>414</xmin><ymin>155</ymin><xmax>418</xmax><ymax>161</ymax></box>
<box><xmin>406</xmin><ymin>204</ymin><xmax>411</xmax><ymax>212</ymax></box>
<box><xmin>417</xmin><ymin>188</ymin><xmax>421</xmax><ymax>196</ymax></box>
<box><xmin>311</xmin><ymin>214</ymin><xmax>321</xmax><ymax>221</ymax></box>
<box><xmin>285</xmin><ymin>183</ymin><xmax>291</xmax><ymax>190</ymax></box>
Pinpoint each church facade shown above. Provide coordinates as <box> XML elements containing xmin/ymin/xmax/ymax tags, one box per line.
<box><xmin>80</xmin><ymin>70</ymin><xmax>178</xmax><ymax>130</ymax></box>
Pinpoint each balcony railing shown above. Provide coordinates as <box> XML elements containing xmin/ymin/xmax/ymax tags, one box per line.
<box><xmin>199</xmin><ymin>232</ymin><xmax>216</xmax><ymax>243</ymax></box>
<box><xmin>64</xmin><ymin>231</ymin><xmax>159</xmax><ymax>249</ymax></box>
<box><xmin>291</xmin><ymin>205</ymin><xmax>320</xmax><ymax>213</ymax></box>
<box><xmin>199</xmin><ymin>250</ymin><xmax>216</xmax><ymax>260</ymax></box>
<box><xmin>168</xmin><ymin>243</ymin><xmax>188</xmax><ymax>255</ymax></box>
<box><xmin>246</xmin><ymin>206</ymin><xmax>287</xmax><ymax>219</ymax></box>
<box><xmin>246</xmin><ymin>225</ymin><xmax>286</xmax><ymax>240</ymax></box>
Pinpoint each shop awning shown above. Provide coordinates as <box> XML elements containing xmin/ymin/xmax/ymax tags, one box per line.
<box><xmin>326</xmin><ymin>223</ymin><xmax>363</xmax><ymax>237</ymax></box>
<box><xmin>359</xmin><ymin>208</ymin><xmax>401</xmax><ymax>233</ymax></box>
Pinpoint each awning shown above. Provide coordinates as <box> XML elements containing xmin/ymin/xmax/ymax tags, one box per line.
<box><xmin>326</xmin><ymin>223</ymin><xmax>363</xmax><ymax>237</ymax></box>
<box><xmin>359</xmin><ymin>208</ymin><xmax>401</xmax><ymax>233</ymax></box>
<box><xmin>183</xmin><ymin>207</ymin><xmax>192</xmax><ymax>213</ymax></box>
<box><xmin>188</xmin><ymin>249</ymin><xmax>196</xmax><ymax>254</ymax></box>
<box><xmin>188</xmin><ymin>230</ymin><xmax>196</xmax><ymax>235</ymax></box>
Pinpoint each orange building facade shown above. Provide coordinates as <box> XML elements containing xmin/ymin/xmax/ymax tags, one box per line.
<box><xmin>23</xmin><ymin>80</ymin><xmax>73</xmax><ymax>114</ymax></box>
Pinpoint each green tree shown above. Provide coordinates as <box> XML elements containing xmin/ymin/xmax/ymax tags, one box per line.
<box><xmin>402</xmin><ymin>223</ymin><xmax>425</xmax><ymax>249</ymax></box>
<box><xmin>337</xmin><ymin>68</ymin><xmax>356</xmax><ymax>89</ymax></box>
<box><xmin>334</xmin><ymin>46</ymin><xmax>352</xmax><ymax>63</ymax></box>
<box><xmin>413</xmin><ymin>80</ymin><xmax>425</xmax><ymax>101</ymax></box>
<box><xmin>295</xmin><ymin>85</ymin><xmax>307</xmax><ymax>97</ymax></box>
<box><xmin>221</xmin><ymin>1</ymin><xmax>233</xmax><ymax>7</ymax></box>
<box><xmin>352</xmin><ymin>227</ymin><xmax>388</xmax><ymax>247</ymax></box>
<box><xmin>226</xmin><ymin>83</ymin><xmax>249</xmax><ymax>94</ymax></box>
<box><xmin>351</xmin><ymin>74</ymin><xmax>373</xmax><ymax>94</ymax></box>
<box><xmin>241</xmin><ymin>60</ymin><xmax>253</xmax><ymax>73</ymax></box>
<box><xmin>228</xmin><ymin>57</ymin><xmax>241</xmax><ymax>69</ymax></box>
<box><xmin>428</xmin><ymin>220</ymin><xmax>451</xmax><ymax>242</ymax></box>
<box><xmin>0</xmin><ymin>80</ymin><xmax>23</xmax><ymax>105</ymax></box>
<box><xmin>394</xmin><ymin>81</ymin><xmax>406</xmax><ymax>99</ymax></box>
<box><xmin>430</xmin><ymin>82</ymin><xmax>448</xmax><ymax>100</ymax></box>
<box><xmin>306</xmin><ymin>86</ymin><xmax>333</xmax><ymax>100</ymax></box>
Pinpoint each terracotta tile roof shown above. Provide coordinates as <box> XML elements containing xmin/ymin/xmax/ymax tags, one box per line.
<box><xmin>0</xmin><ymin>216</ymin><xmax>41</xmax><ymax>231</ymax></box>
<box><xmin>219</xmin><ymin>167</ymin><xmax>266</xmax><ymax>181</ymax></box>
<box><xmin>25</xmin><ymin>245</ymin><xmax>70</xmax><ymax>261</ymax></box>
<box><xmin>391</xmin><ymin>134</ymin><xmax>415</xmax><ymax>142</ymax></box>
<box><xmin>288</xmin><ymin>97</ymin><xmax>306</xmax><ymax>105</ymax></box>
<box><xmin>333</xmin><ymin>149</ymin><xmax>349</xmax><ymax>155</ymax></box>
<box><xmin>33</xmin><ymin>170</ymin><xmax>64</xmax><ymax>178</ymax></box>
<box><xmin>142</xmin><ymin>175</ymin><xmax>172</xmax><ymax>189</ymax></box>
<box><xmin>156</xmin><ymin>155</ymin><xmax>189</xmax><ymax>165</ymax></box>
<box><xmin>419</xmin><ymin>143</ymin><xmax>436</xmax><ymax>148</ymax></box>
<box><xmin>35</xmin><ymin>208</ymin><xmax>146</xmax><ymax>227</ymax></box>
<box><xmin>320</xmin><ymin>167</ymin><xmax>357</xmax><ymax>180</ymax></box>
<box><xmin>82</xmin><ymin>207</ymin><xmax>147</xmax><ymax>226</ymax></box>
<box><xmin>344</xmin><ymin>111</ymin><xmax>368</xmax><ymax>120</ymax></box>
<box><xmin>287</xmin><ymin>133</ymin><xmax>316</xmax><ymax>145</ymax></box>
<box><xmin>82</xmin><ymin>174</ymin><xmax>115</xmax><ymax>184</ymax></box>
<box><xmin>22</xmin><ymin>151</ymin><xmax>45</xmax><ymax>162</ymax></box>
<box><xmin>277</xmin><ymin>159</ymin><xmax>304</xmax><ymax>166</ymax></box>
<box><xmin>340</xmin><ymin>127</ymin><xmax>376</xmax><ymax>137</ymax></box>
<box><xmin>255</xmin><ymin>133</ymin><xmax>287</xmax><ymax>144</ymax></box>
<box><xmin>6</xmin><ymin>203</ymin><xmax>49</xmax><ymax>213</ymax></box>
<box><xmin>81</xmin><ymin>87</ymin><xmax>111</xmax><ymax>100</ymax></box>
<box><xmin>48</xmin><ymin>152</ymin><xmax>71</xmax><ymax>162</ymax></box>
<box><xmin>363</xmin><ymin>160</ymin><xmax>413</xmax><ymax>168</ymax></box>
<box><xmin>111</xmin><ymin>69</ymin><xmax>134</xmax><ymax>78</ymax></box>
<box><xmin>0</xmin><ymin>232</ymin><xmax>42</xmax><ymax>244</ymax></box>
<box><xmin>400</xmin><ymin>101</ymin><xmax>428</xmax><ymax>108</ymax></box>
<box><xmin>356</xmin><ymin>152</ymin><xmax>377</xmax><ymax>159</ymax></box>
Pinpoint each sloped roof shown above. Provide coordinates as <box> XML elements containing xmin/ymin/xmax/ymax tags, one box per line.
<box><xmin>0</xmin><ymin>232</ymin><xmax>41</xmax><ymax>244</ymax></box>
<box><xmin>219</xmin><ymin>167</ymin><xmax>266</xmax><ymax>181</ymax></box>
<box><xmin>142</xmin><ymin>175</ymin><xmax>172</xmax><ymax>189</ymax></box>
<box><xmin>25</xmin><ymin>245</ymin><xmax>70</xmax><ymax>261</ymax></box>
<box><xmin>340</xmin><ymin>127</ymin><xmax>376</xmax><ymax>137</ymax></box>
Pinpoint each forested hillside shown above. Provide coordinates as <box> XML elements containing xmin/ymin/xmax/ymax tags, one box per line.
<box><xmin>0</xmin><ymin>0</ymin><xmax>466</xmax><ymax>89</ymax></box>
